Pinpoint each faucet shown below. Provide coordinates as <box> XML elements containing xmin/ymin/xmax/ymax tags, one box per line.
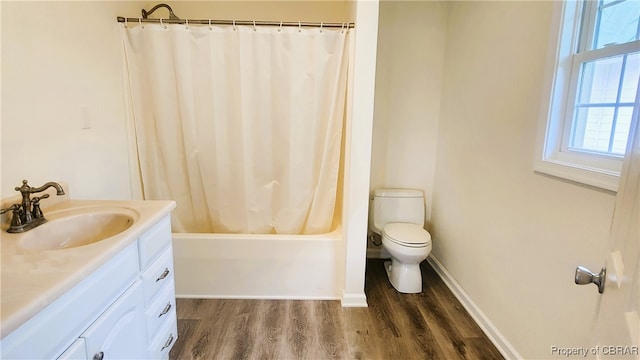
<box><xmin>0</xmin><ymin>180</ymin><xmax>65</xmax><ymax>233</ymax></box>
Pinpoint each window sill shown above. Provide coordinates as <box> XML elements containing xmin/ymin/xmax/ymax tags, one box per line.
<box><xmin>533</xmin><ymin>158</ymin><xmax>619</xmax><ymax>192</ymax></box>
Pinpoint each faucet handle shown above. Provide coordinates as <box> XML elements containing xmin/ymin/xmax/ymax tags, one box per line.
<box><xmin>1</xmin><ymin>204</ymin><xmax>24</xmax><ymax>228</ymax></box>
<box><xmin>31</xmin><ymin>194</ymin><xmax>50</xmax><ymax>202</ymax></box>
<box><xmin>31</xmin><ymin>194</ymin><xmax>49</xmax><ymax>219</ymax></box>
<box><xmin>0</xmin><ymin>204</ymin><xmax>20</xmax><ymax>215</ymax></box>
<box><xmin>15</xmin><ymin>179</ymin><xmax>31</xmax><ymax>193</ymax></box>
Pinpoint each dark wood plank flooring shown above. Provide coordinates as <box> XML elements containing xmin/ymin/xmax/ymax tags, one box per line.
<box><xmin>169</xmin><ymin>259</ymin><xmax>504</xmax><ymax>360</ymax></box>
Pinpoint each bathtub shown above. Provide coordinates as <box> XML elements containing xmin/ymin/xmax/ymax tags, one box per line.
<box><xmin>171</xmin><ymin>226</ymin><xmax>344</xmax><ymax>300</ymax></box>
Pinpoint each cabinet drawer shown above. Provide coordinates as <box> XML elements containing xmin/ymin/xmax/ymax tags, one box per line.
<box><xmin>148</xmin><ymin>315</ymin><xmax>178</xmax><ymax>359</ymax></box>
<box><xmin>138</xmin><ymin>215</ymin><xmax>172</xmax><ymax>270</ymax></box>
<box><xmin>142</xmin><ymin>247</ymin><xmax>174</xmax><ymax>305</ymax></box>
<box><xmin>145</xmin><ymin>278</ymin><xmax>176</xmax><ymax>342</ymax></box>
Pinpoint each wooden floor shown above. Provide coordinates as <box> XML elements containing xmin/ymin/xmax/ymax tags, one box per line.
<box><xmin>169</xmin><ymin>259</ymin><xmax>504</xmax><ymax>360</ymax></box>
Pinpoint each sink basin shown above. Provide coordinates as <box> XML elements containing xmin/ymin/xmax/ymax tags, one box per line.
<box><xmin>18</xmin><ymin>206</ymin><xmax>139</xmax><ymax>251</ymax></box>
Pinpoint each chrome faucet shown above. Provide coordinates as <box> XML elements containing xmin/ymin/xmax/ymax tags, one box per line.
<box><xmin>0</xmin><ymin>180</ymin><xmax>65</xmax><ymax>233</ymax></box>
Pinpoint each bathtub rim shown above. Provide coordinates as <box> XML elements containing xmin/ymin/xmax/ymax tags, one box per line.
<box><xmin>172</xmin><ymin>224</ymin><xmax>342</xmax><ymax>240</ymax></box>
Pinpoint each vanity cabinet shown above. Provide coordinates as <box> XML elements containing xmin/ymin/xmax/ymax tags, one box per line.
<box><xmin>0</xmin><ymin>215</ymin><xmax>177</xmax><ymax>360</ymax></box>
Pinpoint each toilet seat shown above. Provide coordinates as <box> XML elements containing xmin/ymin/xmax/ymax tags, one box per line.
<box><xmin>383</xmin><ymin>223</ymin><xmax>431</xmax><ymax>248</ymax></box>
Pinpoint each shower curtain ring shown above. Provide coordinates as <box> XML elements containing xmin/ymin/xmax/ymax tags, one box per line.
<box><xmin>139</xmin><ymin>17</ymin><xmax>144</xmax><ymax>29</ymax></box>
<box><xmin>341</xmin><ymin>22</ymin><xmax>345</xmax><ymax>33</ymax></box>
<box><xmin>124</xmin><ymin>17</ymin><xmax>128</xmax><ymax>28</ymax></box>
<box><xmin>298</xmin><ymin>21</ymin><xmax>301</xmax><ymax>33</ymax></box>
<box><xmin>160</xmin><ymin>18</ymin><xmax>166</xmax><ymax>29</ymax></box>
<box><xmin>278</xmin><ymin>21</ymin><xmax>283</xmax><ymax>32</ymax></box>
<box><xmin>209</xmin><ymin>19</ymin><xmax>212</xmax><ymax>30</ymax></box>
<box><xmin>185</xmin><ymin>18</ymin><xmax>189</xmax><ymax>29</ymax></box>
<box><xmin>320</xmin><ymin>22</ymin><xmax>323</xmax><ymax>33</ymax></box>
<box><xmin>253</xmin><ymin>20</ymin><xmax>256</xmax><ymax>31</ymax></box>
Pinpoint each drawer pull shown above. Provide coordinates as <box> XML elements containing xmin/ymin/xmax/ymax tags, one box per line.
<box><xmin>158</xmin><ymin>302</ymin><xmax>172</xmax><ymax>317</ymax></box>
<box><xmin>93</xmin><ymin>351</ymin><xmax>104</xmax><ymax>360</ymax></box>
<box><xmin>156</xmin><ymin>268</ymin><xmax>170</xmax><ymax>282</ymax></box>
<box><xmin>161</xmin><ymin>333</ymin><xmax>174</xmax><ymax>351</ymax></box>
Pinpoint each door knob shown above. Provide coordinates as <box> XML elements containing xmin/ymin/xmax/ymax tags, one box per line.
<box><xmin>575</xmin><ymin>266</ymin><xmax>606</xmax><ymax>293</ymax></box>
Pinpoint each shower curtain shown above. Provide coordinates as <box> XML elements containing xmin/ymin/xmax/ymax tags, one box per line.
<box><xmin>121</xmin><ymin>23</ymin><xmax>351</xmax><ymax>234</ymax></box>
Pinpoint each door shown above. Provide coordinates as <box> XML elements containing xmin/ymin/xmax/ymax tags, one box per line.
<box><xmin>590</xmin><ymin>97</ymin><xmax>640</xmax><ymax>359</ymax></box>
<box><xmin>81</xmin><ymin>281</ymin><xmax>147</xmax><ymax>360</ymax></box>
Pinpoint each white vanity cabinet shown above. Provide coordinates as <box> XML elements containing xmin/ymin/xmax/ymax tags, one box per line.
<box><xmin>0</xmin><ymin>214</ymin><xmax>177</xmax><ymax>360</ymax></box>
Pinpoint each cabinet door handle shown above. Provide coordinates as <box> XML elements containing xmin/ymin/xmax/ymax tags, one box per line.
<box><xmin>161</xmin><ymin>333</ymin><xmax>174</xmax><ymax>351</ymax></box>
<box><xmin>93</xmin><ymin>351</ymin><xmax>104</xmax><ymax>360</ymax></box>
<box><xmin>158</xmin><ymin>302</ymin><xmax>172</xmax><ymax>317</ymax></box>
<box><xmin>156</xmin><ymin>268</ymin><xmax>170</xmax><ymax>282</ymax></box>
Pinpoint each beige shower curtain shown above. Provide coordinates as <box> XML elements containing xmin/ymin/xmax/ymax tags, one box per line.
<box><xmin>121</xmin><ymin>23</ymin><xmax>351</xmax><ymax>234</ymax></box>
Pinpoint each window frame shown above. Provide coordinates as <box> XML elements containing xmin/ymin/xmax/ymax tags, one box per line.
<box><xmin>535</xmin><ymin>0</ymin><xmax>639</xmax><ymax>192</ymax></box>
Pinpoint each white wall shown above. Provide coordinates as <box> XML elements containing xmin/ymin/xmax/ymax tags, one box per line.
<box><xmin>162</xmin><ymin>0</ymin><xmax>353</xmax><ymax>22</ymax></box>
<box><xmin>431</xmin><ymin>2</ymin><xmax>615</xmax><ymax>358</ymax></box>
<box><xmin>1</xmin><ymin>1</ymin><xmax>145</xmax><ymax>200</ymax></box>
<box><xmin>370</xmin><ymin>1</ymin><xmax>447</xmax><ymax>228</ymax></box>
<box><xmin>341</xmin><ymin>0</ymin><xmax>379</xmax><ymax>306</ymax></box>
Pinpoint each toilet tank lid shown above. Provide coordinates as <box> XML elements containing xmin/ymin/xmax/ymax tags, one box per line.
<box><xmin>373</xmin><ymin>188</ymin><xmax>423</xmax><ymax>198</ymax></box>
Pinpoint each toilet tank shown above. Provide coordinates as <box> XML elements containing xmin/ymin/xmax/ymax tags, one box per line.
<box><xmin>370</xmin><ymin>188</ymin><xmax>425</xmax><ymax>234</ymax></box>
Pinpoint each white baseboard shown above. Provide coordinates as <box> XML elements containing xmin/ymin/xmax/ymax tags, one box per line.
<box><xmin>341</xmin><ymin>292</ymin><xmax>368</xmax><ymax>307</ymax></box>
<box><xmin>427</xmin><ymin>256</ymin><xmax>523</xmax><ymax>360</ymax></box>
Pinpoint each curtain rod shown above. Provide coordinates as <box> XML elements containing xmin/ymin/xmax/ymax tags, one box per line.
<box><xmin>116</xmin><ymin>17</ymin><xmax>355</xmax><ymax>29</ymax></box>
<box><xmin>117</xmin><ymin>3</ymin><xmax>353</xmax><ymax>29</ymax></box>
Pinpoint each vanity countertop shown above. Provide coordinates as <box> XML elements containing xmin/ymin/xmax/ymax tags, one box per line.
<box><xmin>0</xmin><ymin>194</ymin><xmax>175</xmax><ymax>339</ymax></box>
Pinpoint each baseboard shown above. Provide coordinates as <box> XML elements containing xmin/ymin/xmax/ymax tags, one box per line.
<box><xmin>341</xmin><ymin>291</ymin><xmax>368</xmax><ymax>307</ymax></box>
<box><xmin>427</xmin><ymin>256</ymin><xmax>523</xmax><ymax>360</ymax></box>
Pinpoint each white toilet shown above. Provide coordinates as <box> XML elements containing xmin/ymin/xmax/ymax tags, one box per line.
<box><xmin>370</xmin><ymin>188</ymin><xmax>432</xmax><ymax>293</ymax></box>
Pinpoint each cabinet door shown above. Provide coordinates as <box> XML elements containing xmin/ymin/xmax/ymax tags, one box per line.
<box><xmin>81</xmin><ymin>281</ymin><xmax>147</xmax><ymax>360</ymax></box>
<box><xmin>57</xmin><ymin>338</ymin><xmax>87</xmax><ymax>360</ymax></box>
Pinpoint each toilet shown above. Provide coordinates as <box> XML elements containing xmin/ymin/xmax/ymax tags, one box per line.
<box><xmin>370</xmin><ymin>188</ymin><xmax>432</xmax><ymax>293</ymax></box>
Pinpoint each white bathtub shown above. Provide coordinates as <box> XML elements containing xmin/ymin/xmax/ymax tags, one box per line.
<box><xmin>172</xmin><ymin>226</ymin><xmax>344</xmax><ymax>300</ymax></box>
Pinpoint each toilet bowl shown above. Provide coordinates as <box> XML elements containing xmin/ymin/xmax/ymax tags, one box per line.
<box><xmin>381</xmin><ymin>222</ymin><xmax>431</xmax><ymax>293</ymax></box>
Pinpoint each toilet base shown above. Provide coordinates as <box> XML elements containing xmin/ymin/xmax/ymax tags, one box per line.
<box><xmin>384</xmin><ymin>260</ymin><xmax>423</xmax><ymax>293</ymax></box>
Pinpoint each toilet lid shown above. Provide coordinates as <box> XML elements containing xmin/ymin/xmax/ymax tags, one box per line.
<box><xmin>383</xmin><ymin>223</ymin><xmax>431</xmax><ymax>246</ymax></box>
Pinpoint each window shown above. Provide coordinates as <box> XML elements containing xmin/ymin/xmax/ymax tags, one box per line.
<box><xmin>536</xmin><ymin>0</ymin><xmax>640</xmax><ymax>191</ymax></box>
